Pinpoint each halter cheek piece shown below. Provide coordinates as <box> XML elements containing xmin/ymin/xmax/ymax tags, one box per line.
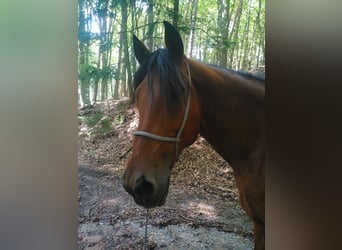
<box><xmin>133</xmin><ymin>61</ymin><xmax>192</xmax><ymax>160</ymax></box>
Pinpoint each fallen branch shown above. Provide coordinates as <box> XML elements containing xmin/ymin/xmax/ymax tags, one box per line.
<box><xmin>119</xmin><ymin>146</ymin><xmax>132</xmax><ymax>159</ymax></box>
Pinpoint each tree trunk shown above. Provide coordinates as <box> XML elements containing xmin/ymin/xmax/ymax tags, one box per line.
<box><xmin>131</xmin><ymin>0</ymin><xmax>137</xmax><ymax>77</ymax></box>
<box><xmin>240</xmin><ymin>9</ymin><xmax>250</xmax><ymax>69</ymax></box>
<box><xmin>92</xmin><ymin>43</ymin><xmax>101</xmax><ymax>103</ymax></box>
<box><xmin>146</xmin><ymin>0</ymin><xmax>154</xmax><ymax>50</ymax></box>
<box><xmin>217</xmin><ymin>0</ymin><xmax>230</xmax><ymax>67</ymax></box>
<box><xmin>121</xmin><ymin>0</ymin><xmax>133</xmax><ymax>98</ymax></box>
<box><xmin>228</xmin><ymin>0</ymin><xmax>243</xmax><ymax>69</ymax></box>
<box><xmin>114</xmin><ymin>27</ymin><xmax>123</xmax><ymax>99</ymax></box>
<box><xmin>78</xmin><ymin>0</ymin><xmax>90</xmax><ymax>107</ymax></box>
<box><xmin>92</xmin><ymin>73</ymin><xmax>100</xmax><ymax>103</ymax></box>
<box><xmin>187</xmin><ymin>0</ymin><xmax>199</xmax><ymax>58</ymax></box>
<box><xmin>173</xmin><ymin>0</ymin><xmax>179</xmax><ymax>28</ymax></box>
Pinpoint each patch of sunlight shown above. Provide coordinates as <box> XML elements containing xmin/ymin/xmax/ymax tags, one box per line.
<box><xmin>187</xmin><ymin>201</ymin><xmax>218</xmax><ymax>219</ymax></box>
<box><xmin>80</xmin><ymin>126</ymin><xmax>89</xmax><ymax>133</ymax></box>
<box><xmin>102</xmin><ymin>198</ymin><xmax>120</xmax><ymax>206</ymax></box>
<box><xmin>192</xmin><ymin>137</ymin><xmax>206</xmax><ymax>149</ymax></box>
<box><xmin>128</xmin><ymin>117</ymin><xmax>138</xmax><ymax>132</ymax></box>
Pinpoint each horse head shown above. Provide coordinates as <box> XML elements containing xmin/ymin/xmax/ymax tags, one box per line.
<box><xmin>122</xmin><ymin>21</ymin><xmax>200</xmax><ymax>208</ymax></box>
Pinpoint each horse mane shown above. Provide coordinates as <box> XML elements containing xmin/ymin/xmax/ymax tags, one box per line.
<box><xmin>133</xmin><ymin>48</ymin><xmax>188</xmax><ymax>111</ymax></box>
<box><xmin>207</xmin><ymin>64</ymin><xmax>265</xmax><ymax>84</ymax></box>
<box><xmin>133</xmin><ymin>49</ymin><xmax>264</xmax><ymax>110</ymax></box>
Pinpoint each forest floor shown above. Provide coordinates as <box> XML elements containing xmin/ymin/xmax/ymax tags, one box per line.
<box><xmin>78</xmin><ymin>99</ymin><xmax>253</xmax><ymax>250</ymax></box>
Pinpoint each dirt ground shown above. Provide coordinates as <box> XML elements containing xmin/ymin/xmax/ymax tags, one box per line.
<box><xmin>78</xmin><ymin>99</ymin><xmax>253</xmax><ymax>249</ymax></box>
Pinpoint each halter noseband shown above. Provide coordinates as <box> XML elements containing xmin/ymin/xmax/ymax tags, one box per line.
<box><xmin>133</xmin><ymin>61</ymin><xmax>192</xmax><ymax>159</ymax></box>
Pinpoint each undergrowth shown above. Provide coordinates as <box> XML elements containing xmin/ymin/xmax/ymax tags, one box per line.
<box><xmin>79</xmin><ymin>112</ymin><xmax>113</xmax><ymax>141</ymax></box>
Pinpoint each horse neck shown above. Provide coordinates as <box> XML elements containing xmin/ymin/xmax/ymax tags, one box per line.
<box><xmin>189</xmin><ymin>60</ymin><xmax>265</xmax><ymax>168</ymax></box>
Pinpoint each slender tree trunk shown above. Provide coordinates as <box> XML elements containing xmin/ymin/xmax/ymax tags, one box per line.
<box><xmin>99</xmin><ymin>7</ymin><xmax>108</xmax><ymax>101</ymax></box>
<box><xmin>240</xmin><ymin>9</ymin><xmax>250</xmax><ymax>69</ymax></box>
<box><xmin>217</xmin><ymin>0</ymin><xmax>229</xmax><ymax>67</ymax></box>
<box><xmin>114</xmin><ymin>26</ymin><xmax>123</xmax><ymax>99</ymax></box>
<box><xmin>187</xmin><ymin>0</ymin><xmax>199</xmax><ymax>58</ymax></box>
<box><xmin>173</xmin><ymin>0</ymin><xmax>179</xmax><ymax>28</ymax></box>
<box><xmin>229</xmin><ymin>0</ymin><xmax>243</xmax><ymax>69</ymax></box>
<box><xmin>79</xmin><ymin>48</ymin><xmax>91</xmax><ymax>107</ymax></box>
<box><xmin>101</xmin><ymin>55</ymin><xmax>108</xmax><ymax>100</ymax></box>
<box><xmin>92</xmin><ymin>73</ymin><xmax>100</xmax><ymax>103</ymax></box>
<box><xmin>146</xmin><ymin>0</ymin><xmax>154</xmax><ymax>50</ymax></box>
<box><xmin>203</xmin><ymin>31</ymin><xmax>208</xmax><ymax>62</ymax></box>
<box><xmin>257</xmin><ymin>0</ymin><xmax>265</xmax><ymax>69</ymax></box>
<box><xmin>107</xmin><ymin>13</ymin><xmax>114</xmax><ymax>98</ymax></box>
<box><xmin>198</xmin><ymin>28</ymin><xmax>202</xmax><ymax>60</ymax></box>
<box><xmin>131</xmin><ymin>0</ymin><xmax>137</xmax><ymax>80</ymax></box>
<box><xmin>78</xmin><ymin>0</ymin><xmax>90</xmax><ymax>107</ymax></box>
<box><xmin>182</xmin><ymin>0</ymin><xmax>192</xmax><ymax>54</ymax></box>
<box><xmin>92</xmin><ymin>42</ymin><xmax>101</xmax><ymax>103</ymax></box>
<box><xmin>121</xmin><ymin>0</ymin><xmax>133</xmax><ymax>98</ymax></box>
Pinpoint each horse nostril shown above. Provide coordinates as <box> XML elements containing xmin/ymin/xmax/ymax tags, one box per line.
<box><xmin>133</xmin><ymin>175</ymin><xmax>155</xmax><ymax>197</ymax></box>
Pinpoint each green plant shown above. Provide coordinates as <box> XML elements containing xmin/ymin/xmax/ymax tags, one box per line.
<box><xmin>114</xmin><ymin>113</ymin><xmax>125</xmax><ymax>124</ymax></box>
<box><xmin>98</xmin><ymin>117</ymin><xmax>112</xmax><ymax>134</ymax></box>
<box><xmin>84</xmin><ymin>113</ymin><xmax>104</xmax><ymax>127</ymax></box>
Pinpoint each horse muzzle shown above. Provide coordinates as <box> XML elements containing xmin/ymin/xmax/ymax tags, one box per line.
<box><xmin>122</xmin><ymin>171</ymin><xmax>170</xmax><ymax>208</ymax></box>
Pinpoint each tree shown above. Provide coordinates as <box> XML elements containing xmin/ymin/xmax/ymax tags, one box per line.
<box><xmin>217</xmin><ymin>0</ymin><xmax>230</xmax><ymax>67</ymax></box>
<box><xmin>120</xmin><ymin>0</ymin><xmax>133</xmax><ymax>98</ymax></box>
<box><xmin>186</xmin><ymin>0</ymin><xmax>199</xmax><ymax>58</ymax></box>
<box><xmin>173</xmin><ymin>0</ymin><xmax>179</xmax><ymax>28</ymax></box>
<box><xmin>146</xmin><ymin>0</ymin><xmax>155</xmax><ymax>50</ymax></box>
<box><xmin>78</xmin><ymin>0</ymin><xmax>88</xmax><ymax>107</ymax></box>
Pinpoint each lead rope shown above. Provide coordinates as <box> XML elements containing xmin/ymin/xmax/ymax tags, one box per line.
<box><xmin>144</xmin><ymin>208</ymin><xmax>149</xmax><ymax>250</ymax></box>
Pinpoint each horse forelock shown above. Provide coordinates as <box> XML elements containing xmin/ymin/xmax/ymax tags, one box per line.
<box><xmin>133</xmin><ymin>49</ymin><xmax>188</xmax><ymax>111</ymax></box>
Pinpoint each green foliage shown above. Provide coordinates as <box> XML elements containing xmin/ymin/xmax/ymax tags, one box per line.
<box><xmin>114</xmin><ymin>113</ymin><xmax>125</xmax><ymax>125</ymax></box>
<box><xmin>97</xmin><ymin>116</ymin><xmax>112</xmax><ymax>134</ymax></box>
<box><xmin>99</xmin><ymin>66</ymin><xmax>119</xmax><ymax>80</ymax></box>
<box><xmin>79</xmin><ymin>64</ymin><xmax>119</xmax><ymax>86</ymax></box>
<box><xmin>78</xmin><ymin>31</ymin><xmax>100</xmax><ymax>44</ymax></box>
<box><xmin>82</xmin><ymin>113</ymin><xmax>104</xmax><ymax>127</ymax></box>
<box><xmin>79</xmin><ymin>64</ymin><xmax>98</xmax><ymax>82</ymax></box>
<box><xmin>178</xmin><ymin>25</ymin><xmax>191</xmax><ymax>35</ymax></box>
<box><xmin>79</xmin><ymin>112</ymin><xmax>113</xmax><ymax>137</ymax></box>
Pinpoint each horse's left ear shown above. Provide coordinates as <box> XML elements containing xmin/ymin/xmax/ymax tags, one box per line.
<box><xmin>133</xmin><ymin>35</ymin><xmax>150</xmax><ymax>65</ymax></box>
<box><xmin>163</xmin><ymin>21</ymin><xmax>184</xmax><ymax>62</ymax></box>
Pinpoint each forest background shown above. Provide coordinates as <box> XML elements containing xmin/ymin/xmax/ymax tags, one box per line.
<box><xmin>78</xmin><ymin>0</ymin><xmax>265</xmax><ymax>107</ymax></box>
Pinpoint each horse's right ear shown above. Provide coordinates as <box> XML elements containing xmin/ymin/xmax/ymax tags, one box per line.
<box><xmin>133</xmin><ymin>35</ymin><xmax>150</xmax><ymax>64</ymax></box>
<box><xmin>163</xmin><ymin>21</ymin><xmax>184</xmax><ymax>62</ymax></box>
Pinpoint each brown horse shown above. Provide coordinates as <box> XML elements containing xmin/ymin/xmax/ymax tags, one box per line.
<box><xmin>122</xmin><ymin>21</ymin><xmax>265</xmax><ymax>250</ymax></box>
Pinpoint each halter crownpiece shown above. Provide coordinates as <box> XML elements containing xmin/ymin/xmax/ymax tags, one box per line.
<box><xmin>133</xmin><ymin>60</ymin><xmax>192</xmax><ymax>159</ymax></box>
